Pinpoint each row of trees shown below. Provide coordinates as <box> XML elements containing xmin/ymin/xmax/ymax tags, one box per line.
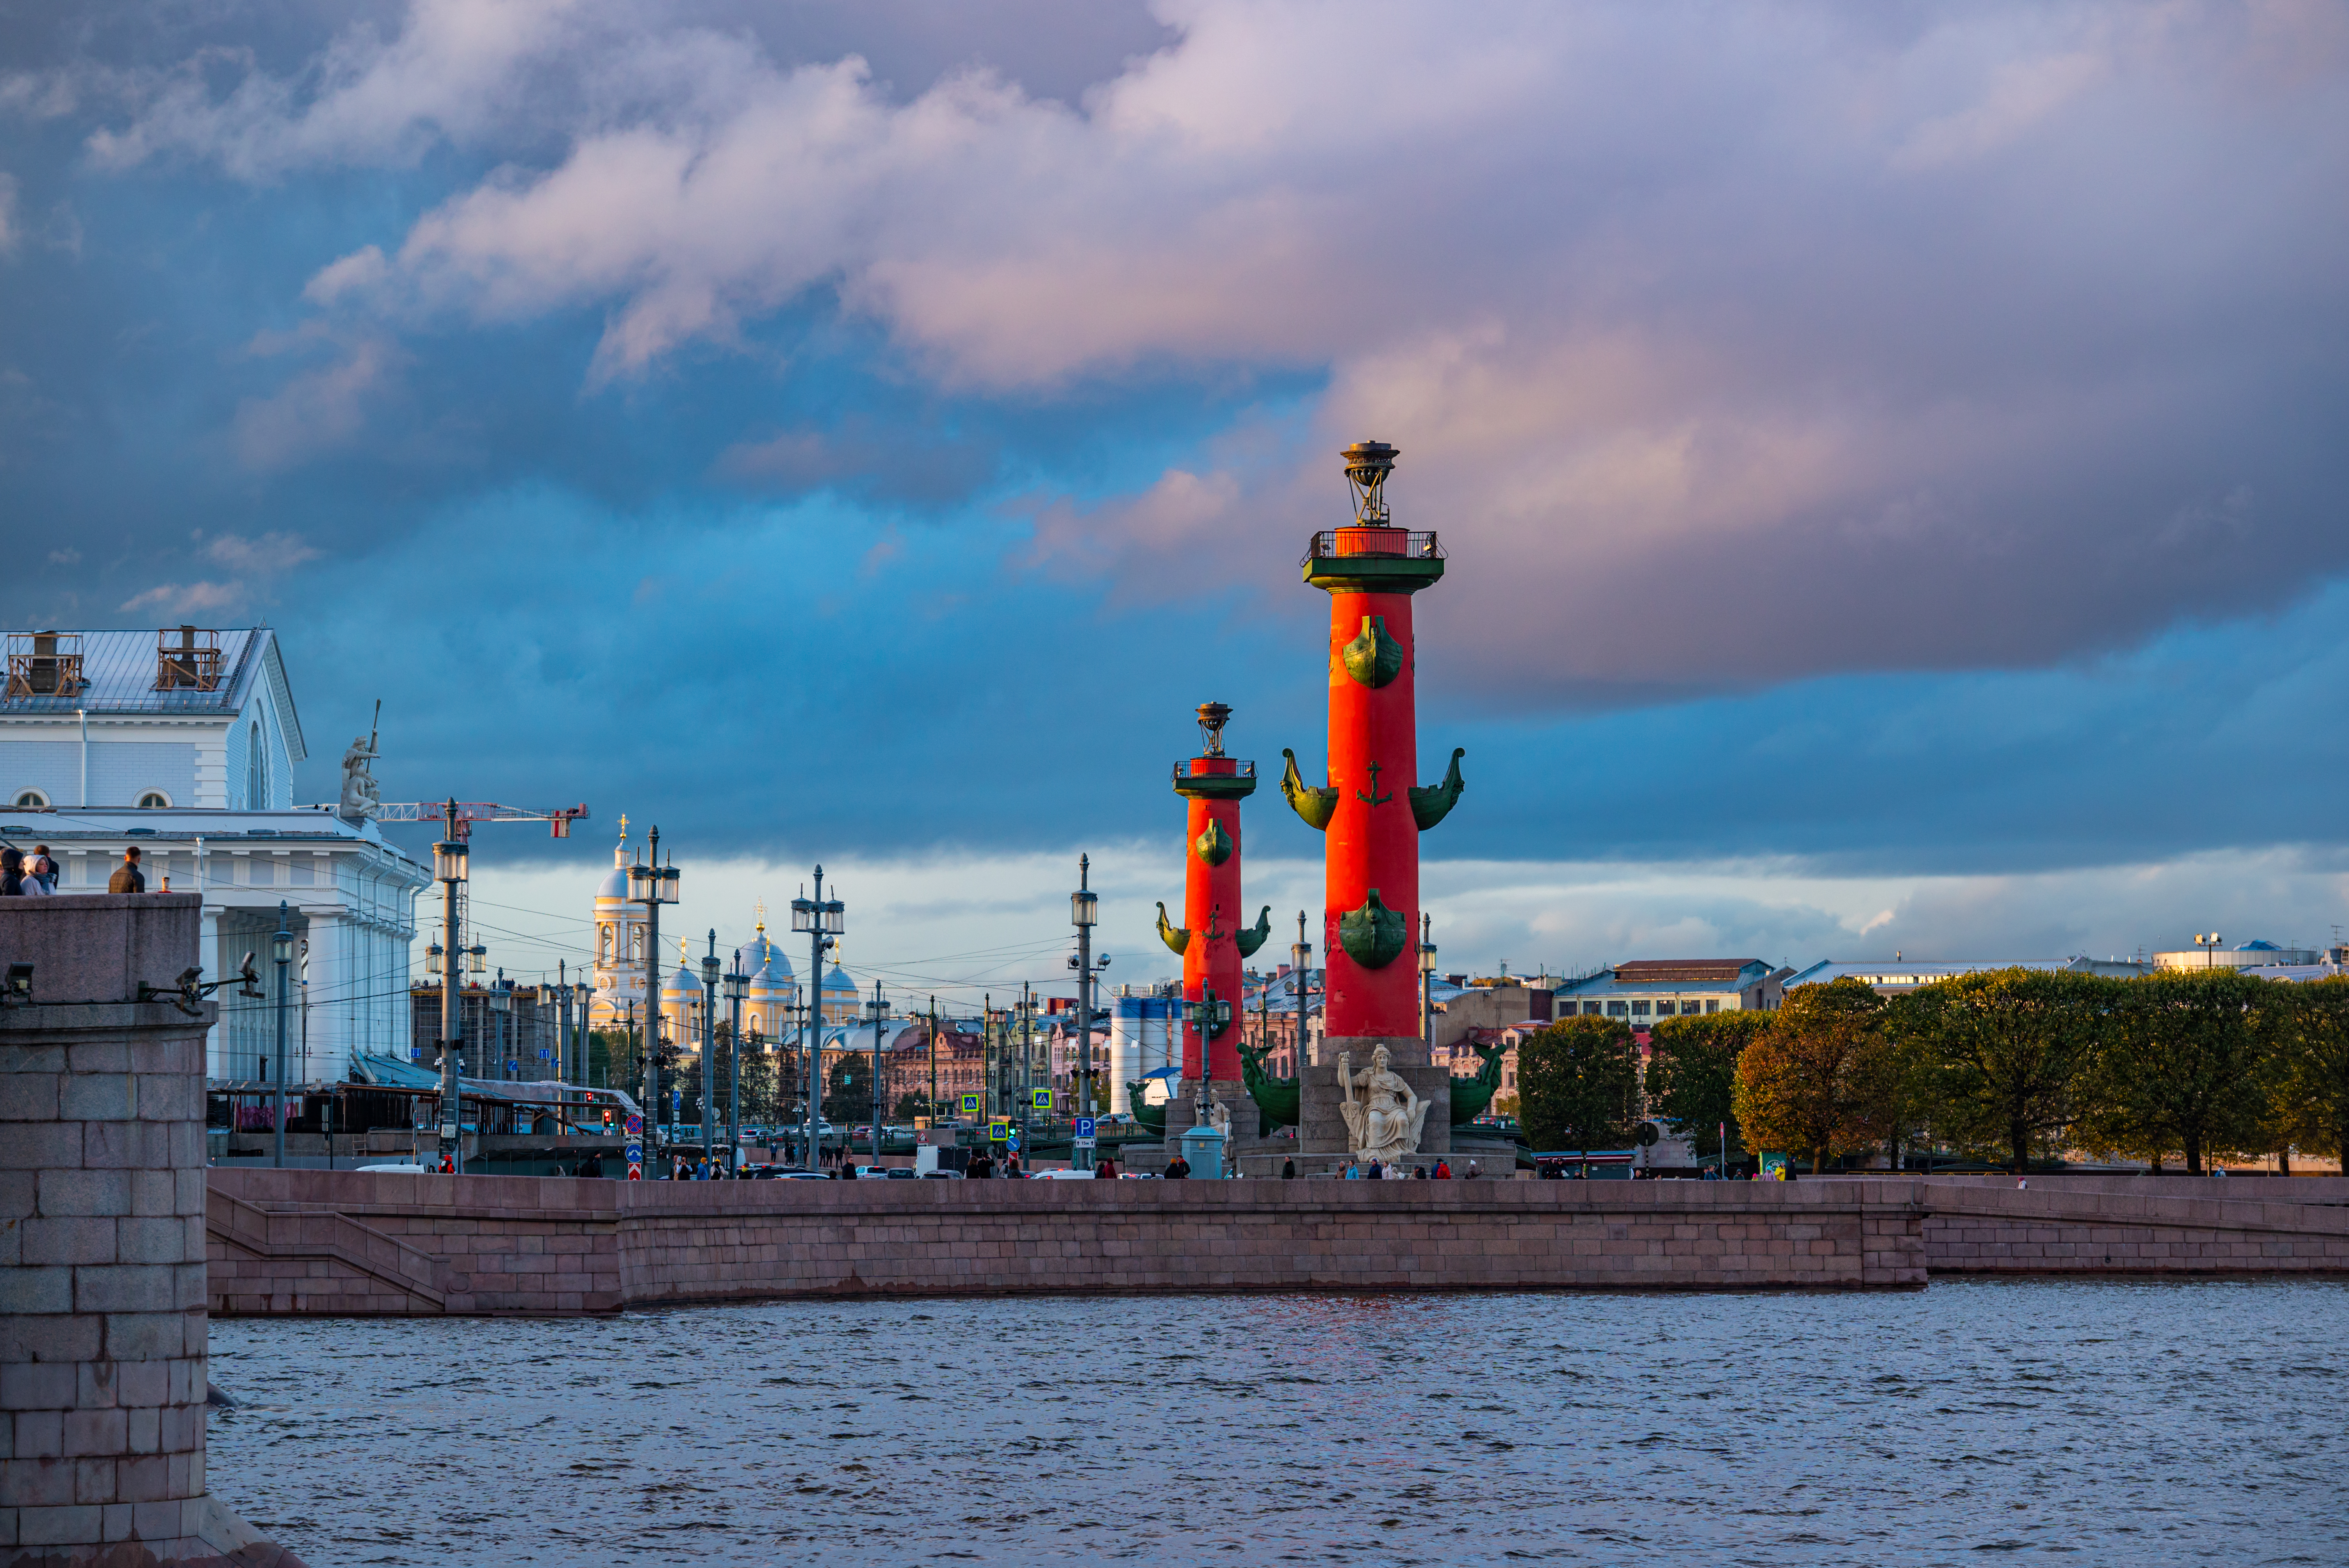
<box><xmin>1517</xmin><ymin>970</ymin><xmax>2349</xmax><ymax>1173</ymax></box>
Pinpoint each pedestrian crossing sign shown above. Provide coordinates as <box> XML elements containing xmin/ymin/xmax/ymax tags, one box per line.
<box><xmin>961</xmin><ymin>1093</ymin><xmax>981</xmax><ymax>1117</ymax></box>
<box><xmin>989</xmin><ymin>1117</ymin><xmax>1012</xmax><ymax>1142</ymax></box>
<box><xmin>1031</xmin><ymin>1088</ymin><xmax>1052</xmax><ymax>1111</ymax></box>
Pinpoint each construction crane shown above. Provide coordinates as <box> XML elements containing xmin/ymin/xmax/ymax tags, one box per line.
<box><xmin>368</xmin><ymin>800</ymin><xmax>592</xmax><ymax>839</ymax></box>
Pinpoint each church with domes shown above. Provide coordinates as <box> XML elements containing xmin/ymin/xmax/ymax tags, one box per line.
<box><xmin>589</xmin><ymin>821</ymin><xmax>864</xmax><ymax>1055</ymax></box>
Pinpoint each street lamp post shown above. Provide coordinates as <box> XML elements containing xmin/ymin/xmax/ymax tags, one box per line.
<box><xmin>431</xmin><ymin>813</ymin><xmax>469</xmax><ymax>1172</ymax></box>
<box><xmin>1187</xmin><ymin>989</ymin><xmax>1232</xmax><ymax>1133</ymax></box>
<box><xmin>700</xmin><ymin>932</ymin><xmax>722</xmax><ymax>1161</ymax></box>
<box><xmin>865</xmin><ymin>984</ymin><xmax>891</xmax><ymax>1167</ymax></box>
<box><xmin>573</xmin><ymin>978</ymin><xmax>594</xmax><ymax>1085</ymax></box>
<box><xmin>626</xmin><ymin>828</ymin><xmax>682</xmax><ymax>1175</ymax></box>
<box><xmin>791</xmin><ymin>868</ymin><xmax>845</xmax><ymax>1174</ymax></box>
<box><xmin>2196</xmin><ymin>932</ymin><xmax>2222</xmax><ymax>970</ymax></box>
<box><xmin>271</xmin><ymin>901</ymin><xmax>292</xmax><ymax>1169</ymax></box>
<box><xmin>1292</xmin><ymin>911</ymin><xmax>1314</xmax><ymax>1069</ymax></box>
<box><xmin>724</xmin><ymin>964</ymin><xmax>748</xmax><ymax>1175</ymax></box>
<box><xmin>1069</xmin><ymin>855</ymin><xmax>1103</xmax><ymax>1137</ymax></box>
<box><xmin>1420</xmin><ymin>914</ymin><xmax>1438</xmax><ymax>1063</ymax></box>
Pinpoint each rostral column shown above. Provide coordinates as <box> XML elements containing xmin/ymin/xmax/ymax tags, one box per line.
<box><xmin>1282</xmin><ymin>442</ymin><xmax>1464</xmax><ymax>1062</ymax></box>
<box><xmin>1158</xmin><ymin>702</ymin><xmax>1271</xmax><ymax>1108</ymax></box>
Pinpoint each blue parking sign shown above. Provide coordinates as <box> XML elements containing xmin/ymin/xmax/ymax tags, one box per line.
<box><xmin>1074</xmin><ymin>1117</ymin><xmax>1096</xmax><ymax>1139</ymax></box>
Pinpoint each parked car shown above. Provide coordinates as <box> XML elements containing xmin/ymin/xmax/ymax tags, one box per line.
<box><xmin>354</xmin><ymin>1162</ymin><xmax>426</xmax><ymax>1174</ymax></box>
<box><xmin>1030</xmin><ymin>1168</ymin><xmax>1096</xmax><ymax>1180</ymax></box>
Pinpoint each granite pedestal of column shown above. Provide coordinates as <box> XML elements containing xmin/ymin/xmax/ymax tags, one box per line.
<box><xmin>1</xmin><ymin>893</ymin><xmax>302</xmax><ymax>1568</ymax></box>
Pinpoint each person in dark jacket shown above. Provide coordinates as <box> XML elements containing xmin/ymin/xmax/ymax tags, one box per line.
<box><xmin>1281</xmin><ymin>1158</ymin><xmax>1297</xmax><ymax>1179</ymax></box>
<box><xmin>0</xmin><ymin>848</ymin><xmax>23</xmax><ymax>896</ymax></box>
<box><xmin>1165</xmin><ymin>1155</ymin><xmax>1191</xmax><ymax>1180</ymax></box>
<box><xmin>107</xmin><ymin>847</ymin><xmax>146</xmax><ymax>893</ymax></box>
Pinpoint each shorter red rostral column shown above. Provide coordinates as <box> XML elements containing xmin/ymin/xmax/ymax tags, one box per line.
<box><xmin>1157</xmin><ymin>703</ymin><xmax>1272</xmax><ymax>1088</ymax></box>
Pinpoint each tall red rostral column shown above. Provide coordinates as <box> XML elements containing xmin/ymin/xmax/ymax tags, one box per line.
<box><xmin>1158</xmin><ymin>703</ymin><xmax>1272</xmax><ymax>1090</ymax></box>
<box><xmin>1282</xmin><ymin>442</ymin><xmax>1464</xmax><ymax>1057</ymax></box>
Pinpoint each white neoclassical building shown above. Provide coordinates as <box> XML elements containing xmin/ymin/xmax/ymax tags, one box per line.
<box><xmin>0</xmin><ymin>625</ymin><xmax>429</xmax><ymax>1083</ymax></box>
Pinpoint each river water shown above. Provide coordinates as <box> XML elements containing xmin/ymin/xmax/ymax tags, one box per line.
<box><xmin>206</xmin><ymin>1279</ymin><xmax>2345</xmax><ymax>1566</ymax></box>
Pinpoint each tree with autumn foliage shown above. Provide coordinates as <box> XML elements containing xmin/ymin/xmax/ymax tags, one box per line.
<box><xmin>1731</xmin><ymin>978</ymin><xmax>1898</xmax><ymax>1173</ymax></box>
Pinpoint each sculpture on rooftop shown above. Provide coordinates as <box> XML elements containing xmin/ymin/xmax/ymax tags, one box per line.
<box><xmin>337</xmin><ymin>702</ymin><xmax>382</xmax><ymax>819</ymax></box>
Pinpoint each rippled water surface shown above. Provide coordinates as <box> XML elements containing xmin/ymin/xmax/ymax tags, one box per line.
<box><xmin>207</xmin><ymin>1280</ymin><xmax>2345</xmax><ymax>1566</ymax></box>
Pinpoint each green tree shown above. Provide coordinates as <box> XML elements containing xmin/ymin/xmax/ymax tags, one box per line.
<box><xmin>2080</xmin><ymin>970</ymin><xmax>2276</xmax><ymax>1174</ymax></box>
<box><xmin>1732</xmin><ymin>979</ymin><xmax>1896</xmax><ymax>1173</ymax></box>
<box><xmin>1900</xmin><ymin>968</ymin><xmax>2109</xmax><ymax>1173</ymax></box>
<box><xmin>2263</xmin><ymin>975</ymin><xmax>2349</xmax><ymax>1170</ymax></box>
<box><xmin>1516</xmin><ymin>1016</ymin><xmax>1640</xmax><ymax>1156</ymax></box>
<box><xmin>587</xmin><ymin>1028</ymin><xmax>634</xmax><ymax>1092</ymax></box>
<box><xmin>1645</xmin><ymin>1010</ymin><xmax>1772</xmax><ymax>1158</ymax></box>
<box><xmin>736</xmin><ymin>1045</ymin><xmax>777</xmax><ymax>1127</ymax></box>
<box><xmin>825</xmin><ymin>1053</ymin><xmax>875</xmax><ymax>1124</ymax></box>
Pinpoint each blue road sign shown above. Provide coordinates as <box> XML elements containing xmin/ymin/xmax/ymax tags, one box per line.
<box><xmin>625</xmin><ymin>1144</ymin><xmax>643</xmax><ymax>1164</ymax></box>
<box><xmin>961</xmin><ymin>1093</ymin><xmax>981</xmax><ymax>1117</ymax></box>
<box><xmin>625</xmin><ymin>1114</ymin><xmax>643</xmax><ymax>1137</ymax></box>
<box><xmin>1031</xmin><ymin>1088</ymin><xmax>1052</xmax><ymax>1111</ymax></box>
<box><xmin>1073</xmin><ymin>1117</ymin><xmax>1097</xmax><ymax>1140</ymax></box>
<box><xmin>1005</xmin><ymin>1130</ymin><xmax>1021</xmax><ymax>1150</ymax></box>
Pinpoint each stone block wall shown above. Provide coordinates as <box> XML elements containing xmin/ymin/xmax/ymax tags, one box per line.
<box><xmin>207</xmin><ymin>1169</ymin><xmax>1929</xmax><ymax>1313</ymax></box>
<box><xmin>1</xmin><ymin>894</ymin><xmax>297</xmax><ymax>1568</ymax></box>
<box><xmin>1915</xmin><ymin>1180</ymin><xmax>2349</xmax><ymax>1276</ymax></box>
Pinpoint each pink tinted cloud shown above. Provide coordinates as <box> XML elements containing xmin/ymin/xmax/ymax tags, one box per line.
<box><xmin>101</xmin><ymin>0</ymin><xmax>2349</xmax><ymax>699</ymax></box>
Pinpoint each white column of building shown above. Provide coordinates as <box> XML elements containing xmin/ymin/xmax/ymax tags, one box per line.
<box><xmin>302</xmin><ymin>908</ymin><xmax>347</xmax><ymax>1085</ymax></box>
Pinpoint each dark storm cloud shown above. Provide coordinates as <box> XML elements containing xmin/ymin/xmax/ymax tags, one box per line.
<box><xmin>4</xmin><ymin>0</ymin><xmax>2348</xmax><ymax>887</ymax></box>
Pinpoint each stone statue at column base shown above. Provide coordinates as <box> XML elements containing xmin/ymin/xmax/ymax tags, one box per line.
<box><xmin>1335</xmin><ymin>1044</ymin><xmax>1431</xmax><ymax>1164</ymax></box>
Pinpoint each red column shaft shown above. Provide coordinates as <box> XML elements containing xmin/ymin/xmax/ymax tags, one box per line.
<box><xmin>1182</xmin><ymin>757</ymin><xmax>1246</xmax><ymax>1083</ymax></box>
<box><xmin>1324</xmin><ymin>579</ymin><xmax>1420</xmax><ymax>1042</ymax></box>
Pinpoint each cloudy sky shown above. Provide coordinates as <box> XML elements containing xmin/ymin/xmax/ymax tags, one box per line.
<box><xmin>7</xmin><ymin>0</ymin><xmax>2348</xmax><ymax>996</ymax></box>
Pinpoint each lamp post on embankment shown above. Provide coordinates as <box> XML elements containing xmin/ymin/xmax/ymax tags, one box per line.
<box><xmin>792</xmin><ymin>867</ymin><xmax>844</xmax><ymax>1172</ymax></box>
<box><xmin>432</xmin><ymin>806</ymin><xmax>468</xmax><ymax>1172</ymax></box>
<box><xmin>866</xmin><ymin>982</ymin><xmax>890</xmax><ymax>1167</ymax></box>
<box><xmin>271</xmin><ymin>900</ymin><xmax>292</xmax><ymax>1169</ymax></box>
<box><xmin>627</xmin><ymin>827</ymin><xmax>681</xmax><ymax>1174</ymax></box>
<box><xmin>724</xmin><ymin>962</ymin><xmax>748</xmax><ymax>1174</ymax></box>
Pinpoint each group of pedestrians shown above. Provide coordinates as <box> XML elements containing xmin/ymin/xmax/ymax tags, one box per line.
<box><xmin>0</xmin><ymin>843</ymin><xmax>61</xmax><ymax>895</ymax></box>
<box><xmin>0</xmin><ymin>844</ymin><xmax>148</xmax><ymax>895</ymax></box>
<box><xmin>1338</xmin><ymin>1157</ymin><xmax>1465</xmax><ymax>1180</ymax></box>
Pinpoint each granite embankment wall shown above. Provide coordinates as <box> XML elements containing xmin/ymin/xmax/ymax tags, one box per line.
<box><xmin>1913</xmin><ymin>1176</ymin><xmax>2349</xmax><ymax>1277</ymax></box>
<box><xmin>205</xmin><ymin>1168</ymin><xmax>1927</xmax><ymax>1312</ymax></box>
<box><xmin>202</xmin><ymin>1171</ymin><xmax>2349</xmax><ymax>1317</ymax></box>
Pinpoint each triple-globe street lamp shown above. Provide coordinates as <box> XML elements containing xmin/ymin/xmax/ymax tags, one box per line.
<box><xmin>626</xmin><ymin>829</ymin><xmax>682</xmax><ymax>1175</ymax></box>
<box><xmin>790</xmin><ymin>868</ymin><xmax>845</xmax><ymax>1170</ymax></box>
